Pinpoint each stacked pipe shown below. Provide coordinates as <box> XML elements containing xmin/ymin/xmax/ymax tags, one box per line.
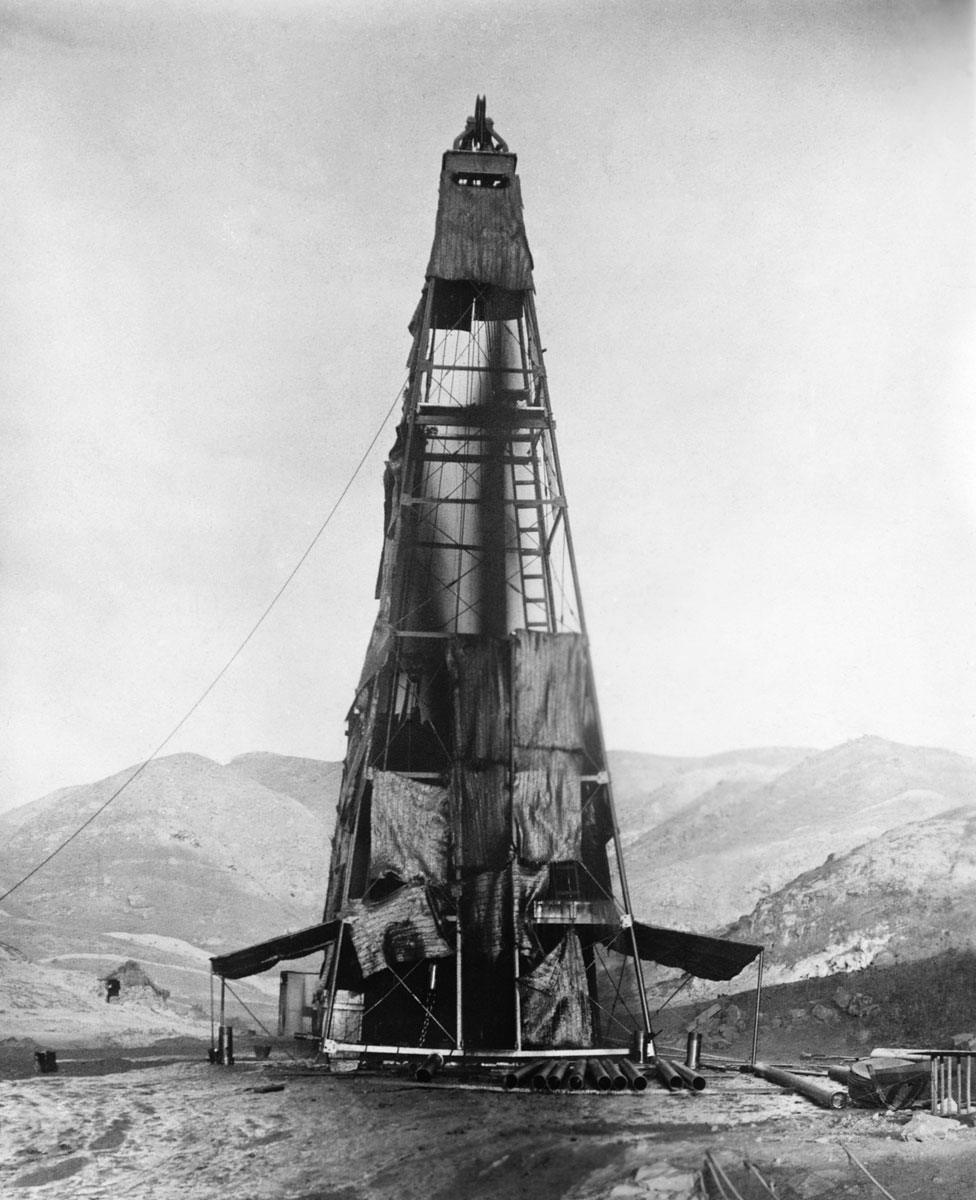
<box><xmin>655</xmin><ymin>1057</ymin><xmax>706</xmax><ymax>1092</ymax></box>
<box><xmin>501</xmin><ymin>1056</ymin><xmax>705</xmax><ymax>1093</ymax></box>
<box><xmin>502</xmin><ymin>1057</ymin><xmax>650</xmax><ymax>1091</ymax></box>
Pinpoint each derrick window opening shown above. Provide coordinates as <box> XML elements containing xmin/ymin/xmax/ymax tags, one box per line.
<box><xmin>548</xmin><ymin>861</ymin><xmax>582</xmax><ymax>902</ymax></box>
<box><xmin>452</xmin><ymin>173</ymin><xmax>510</xmax><ymax>189</ymax></box>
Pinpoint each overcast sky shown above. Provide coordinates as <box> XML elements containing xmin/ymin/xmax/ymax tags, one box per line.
<box><xmin>2</xmin><ymin>0</ymin><xmax>973</xmax><ymax>810</ymax></box>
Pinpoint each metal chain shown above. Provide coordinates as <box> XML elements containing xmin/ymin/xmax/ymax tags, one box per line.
<box><xmin>419</xmin><ymin>966</ymin><xmax>437</xmax><ymax>1046</ymax></box>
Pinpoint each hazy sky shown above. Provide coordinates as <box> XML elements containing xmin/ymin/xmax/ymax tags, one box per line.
<box><xmin>2</xmin><ymin>0</ymin><xmax>973</xmax><ymax>809</ymax></box>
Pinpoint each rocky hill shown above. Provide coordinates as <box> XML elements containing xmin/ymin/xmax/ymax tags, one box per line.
<box><xmin>225</xmin><ymin>752</ymin><xmax>344</xmax><ymax>826</ymax></box>
<box><xmin>0</xmin><ymin>753</ymin><xmax>327</xmax><ymax>949</ymax></box>
<box><xmin>725</xmin><ymin>806</ymin><xmax>976</xmax><ymax>983</ymax></box>
<box><xmin>627</xmin><ymin>736</ymin><xmax>976</xmax><ymax>933</ymax></box>
<box><xmin>0</xmin><ymin>752</ymin><xmax>339</xmax><ymax>1028</ymax></box>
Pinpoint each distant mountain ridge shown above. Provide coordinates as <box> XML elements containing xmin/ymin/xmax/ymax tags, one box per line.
<box><xmin>0</xmin><ymin>753</ymin><xmax>328</xmax><ymax>950</ymax></box>
<box><xmin>1</xmin><ymin>736</ymin><xmax>975</xmax><ymax>1013</ymax></box>
<box><xmin>627</xmin><ymin>735</ymin><xmax>976</xmax><ymax>933</ymax></box>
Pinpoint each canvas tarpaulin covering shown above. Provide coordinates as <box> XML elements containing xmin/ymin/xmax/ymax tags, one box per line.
<box><xmin>210</xmin><ymin>920</ymin><xmax>342</xmax><ymax>980</ymax></box>
<box><xmin>453</xmin><ymin>754</ymin><xmax>583</xmax><ymax>871</ymax></box>
<box><xmin>619</xmin><ymin>922</ymin><xmax>763</xmax><ymax>982</ymax></box>
<box><xmin>449</xmin><ymin>637</ymin><xmax>510</xmax><ymax>764</ymax></box>
<box><xmin>512</xmin><ymin>631</ymin><xmax>588</xmax><ymax>750</ymax></box>
<box><xmin>369</xmin><ymin>771</ymin><xmax>450</xmax><ymax>885</ymax></box>
<box><xmin>454</xmin><ymin>763</ymin><xmax>510</xmax><ymax>871</ymax></box>
<box><xmin>519</xmin><ymin>930</ymin><xmax>592</xmax><ymax>1048</ymax></box>
<box><xmin>460</xmin><ymin>864</ymin><xmax>549</xmax><ymax>963</ymax></box>
<box><xmin>425</xmin><ymin>169</ymin><xmax>534</xmax><ymax>292</ymax></box>
<box><xmin>513</xmin><ymin>748</ymin><xmax>582</xmax><ymax>863</ymax></box>
<box><xmin>449</xmin><ymin>632</ymin><xmax>588</xmax><ymax>761</ymax></box>
<box><xmin>344</xmin><ymin>885</ymin><xmax>452</xmax><ymax>979</ymax></box>
<box><xmin>356</xmin><ymin>612</ymin><xmax>393</xmax><ymax>694</ymax></box>
<box><xmin>449</xmin><ymin>632</ymin><xmax>586</xmax><ymax>870</ymax></box>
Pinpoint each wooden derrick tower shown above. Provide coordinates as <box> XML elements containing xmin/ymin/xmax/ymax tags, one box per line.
<box><xmin>208</xmin><ymin>101</ymin><xmax>763</xmax><ymax>1066</ymax></box>
<box><xmin>320</xmin><ymin>99</ymin><xmax>652</xmax><ymax>1054</ymax></box>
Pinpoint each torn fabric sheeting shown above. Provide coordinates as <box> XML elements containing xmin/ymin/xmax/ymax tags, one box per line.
<box><xmin>512</xmin><ymin>630</ymin><xmax>588</xmax><ymax>751</ymax></box>
<box><xmin>344</xmin><ymin>885</ymin><xmax>452</xmax><ymax>979</ymax></box>
<box><xmin>460</xmin><ymin>864</ymin><xmax>549</xmax><ymax>963</ymax></box>
<box><xmin>454</xmin><ymin>764</ymin><xmax>510</xmax><ymax>871</ymax></box>
<box><xmin>356</xmin><ymin>614</ymin><xmax>393</xmax><ymax>693</ymax></box>
<box><xmin>369</xmin><ymin>771</ymin><xmax>450</xmax><ymax>885</ymax></box>
<box><xmin>448</xmin><ymin>637</ymin><xmax>510</xmax><ymax>764</ymax></box>
<box><xmin>513</xmin><ymin>748</ymin><xmax>582</xmax><ymax>863</ymax></box>
<box><xmin>519</xmin><ymin>930</ymin><xmax>593</xmax><ymax>1048</ymax></box>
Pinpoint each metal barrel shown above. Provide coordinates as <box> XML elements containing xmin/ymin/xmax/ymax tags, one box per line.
<box><xmin>618</xmin><ymin>1059</ymin><xmax>649</xmax><ymax>1092</ymax></box>
<box><xmin>655</xmin><ymin>1057</ymin><xmax>685</xmax><ymax>1091</ymax></box>
<box><xmin>415</xmin><ymin>1052</ymin><xmax>444</xmax><ymax>1083</ymax></box>
<box><xmin>218</xmin><ymin>1025</ymin><xmax>234</xmax><ymax>1067</ymax></box>
<box><xmin>531</xmin><ymin>1061</ymin><xmax>551</xmax><ymax>1091</ymax></box>
<box><xmin>671</xmin><ymin>1061</ymin><xmax>706</xmax><ymax>1092</ymax></box>
<box><xmin>601</xmin><ymin>1058</ymin><xmax>628</xmax><ymax>1092</ymax></box>
<box><xmin>585</xmin><ymin>1058</ymin><xmax>612</xmax><ymax>1091</ymax></box>
<box><xmin>685</xmin><ymin>1032</ymin><xmax>702</xmax><ymax>1069</ymax></box>
<box><xmin>631</xmin><ymin>1030</ymin><xmax>652</xmax><ymax>1064</ymax></box>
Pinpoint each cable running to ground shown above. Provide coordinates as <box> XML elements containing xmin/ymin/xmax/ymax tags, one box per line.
<box><xmin>0</xmin><ymin>383</ymin><xmax>405</xmax><ymax>906</ymax></box>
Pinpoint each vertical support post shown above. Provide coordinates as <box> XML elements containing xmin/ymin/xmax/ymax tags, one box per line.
<box><xmin>209</xmin><ymin>969</ymin><xmax>216</xmax><ymax>1056</ymax></box>
<box><xmin>454</xmin><ymin>800</ymin><xmax>464</xmax><ymax>1052</ymax></box>
<box><xmin>930</xmin><ymin>1056</ymin><xmax>937</xmax><ymax>1114</ymax></box>
<box><xmin>750</xmin><ymin>948</ymin><xmax>765</xmax><ymax>1067</ymax></box>
<box><xmin>509</xmin><ymin>638</ymin><xmax>523</xmax><ymax>1051</ymax></box>
<box><xmin>217</xmin><ymin>976</ymin><xmax>233</xmax><ymax>1067</ymax></box>
<box><xmin>323</xmin><ymin>923</ymin><xmax>345</xmax><ymax>1042</ymax></box>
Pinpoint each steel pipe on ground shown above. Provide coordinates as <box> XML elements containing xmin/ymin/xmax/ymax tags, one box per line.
<box><xmin>503</xmin><ymin>1060</ymin><xmax>543</xmax><ymax>1090</ymax></box>
<box><xmin>586</xmin><ymin>1059</ymin><xmax>612</xmax><ymax>1091</ymax></box>
<box><xmin>531</xmin><ymin>1062</ymin><xmax>550</xmax><ymax>1091</ymax></box>
<box><xmin>751</xmin><ymin>1061</ymin><xmax>847</xmax><ymax>1109</ymax></box>
<box><xmin>566</xmin><ymin>1061</ymin><xmax>585</xmax><ymax>1091</ymax></box>
<box><xmin>415</xmin><ymin>1053</ymin><xmax>444</xmax><ymax>1083</ymax></box>
<box><xmin>655</xmin><ymin>1058</ymin><xmax>685</xmax><ymax>1091</ymax></box>
<box><xmin>545</xmin><ymin>1059</ymin><xmax>570</xmax><ymax>1091</ymax></box>
<box><xmin>601</xmin><ymin>1058</ymin><xmax>628</xmax><ymax>1092</ymax></box>
<box><xmin>671</xmin><ymin>1061</ymin><xmax>706</xmax><ymax>1092</ymax></box>
<box><xmin>617</xmin><ymin>1059</ymin><xmax>648</xmax><ymax>1092</ymax></box>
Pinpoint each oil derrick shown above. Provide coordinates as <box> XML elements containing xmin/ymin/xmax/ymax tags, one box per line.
<box><xmin>320</xmin><ymin>99</ymin><xmax>652</xmax><ymax>1054</ymax></box>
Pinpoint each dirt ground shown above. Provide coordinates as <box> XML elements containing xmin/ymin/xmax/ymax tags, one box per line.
<box><xmin>1</xmin><ymin>1041</ymin><xmax>975</xmax><ymax>1199</ymax></box>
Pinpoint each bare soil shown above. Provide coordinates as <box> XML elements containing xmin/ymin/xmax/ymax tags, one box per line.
<box><xmin>1</xmin><ymin>1041</ymin><xmax>974</xmax><ymax>1199</ymax></box>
